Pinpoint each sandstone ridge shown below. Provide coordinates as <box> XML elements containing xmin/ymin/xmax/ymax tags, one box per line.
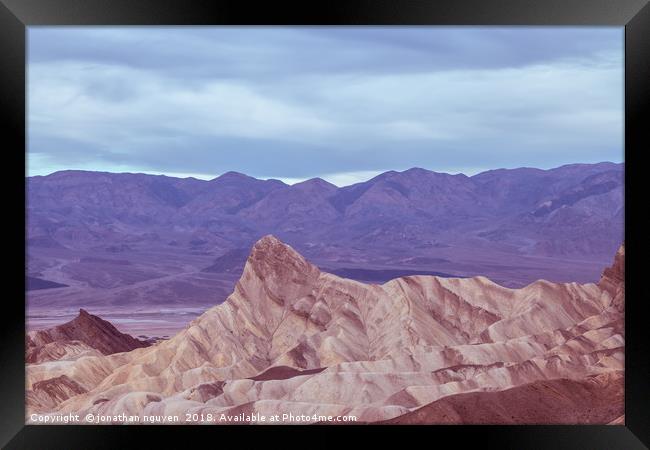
<box><xmin>26</xmin><ymin>236</ymin><xmax>624</xmax><ymax>424</ymax></box>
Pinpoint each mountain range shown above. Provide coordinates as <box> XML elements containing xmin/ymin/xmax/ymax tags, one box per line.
<box><xmin>25</xmin><ymin>236</ymin><xmax>624</xmax><ymax>424</ymax></box>
<box><xmin>26</xmin><ymin>162</ymin><xmax>623</xmax><ymax>333</ymax></box>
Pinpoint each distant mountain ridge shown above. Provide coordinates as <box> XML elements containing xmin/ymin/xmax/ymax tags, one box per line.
<box><xmin>26</xmin><ymin>162</ymin><xmax>623</xmax><ymax>303</ymax></box>
<box><xmin>27</xmin><ymin>162</ymin><xmax>623</xmax><ymax>253</ymax></box>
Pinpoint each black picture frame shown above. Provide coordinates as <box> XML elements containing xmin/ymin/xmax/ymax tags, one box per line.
<box><xmin>1</xmin><ymin>1</ymin><xmax>648</xmax><ymax>448</ymax></box>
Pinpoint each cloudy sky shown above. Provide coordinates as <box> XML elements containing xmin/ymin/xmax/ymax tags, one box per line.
<box><xmin>27</xmin><ymin>27</ymin><xmax>623</xmax><ymax>186</ymax></box>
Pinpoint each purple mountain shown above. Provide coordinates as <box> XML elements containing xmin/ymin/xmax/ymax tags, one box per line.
<box><xmin>26</xmin><ymin>162</ymin><xmax>623</xmax><ymax>314</ymax></box>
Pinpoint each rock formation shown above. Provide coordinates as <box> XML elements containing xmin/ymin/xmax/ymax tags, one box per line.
<box><xmin>380</xmin><ymin>372</ymin><xmax>624</xmax><ymax>425</ymax></box>
<box><xmin>598</xmin><ymin>244</ymin><xmax>625</xmax><ymax>314</ymax></box>
<box><xmin>26</xmin><ymin>236</ymin><xmax>624</xmax><ymax>424</ymax></box>
<box><xmin>26</xmin><ymin>309</ymin><xmax>150</xmax><ymax>364</ymax></box>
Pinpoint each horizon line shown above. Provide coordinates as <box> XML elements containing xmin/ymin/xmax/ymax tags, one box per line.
<box><xmin>26</xmin><ymin>160</ymin><xmax>624</xmax><ymax>188</ymax></box>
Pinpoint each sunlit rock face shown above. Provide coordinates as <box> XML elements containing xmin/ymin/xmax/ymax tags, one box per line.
<box><xmin>26</xmin><ymin>237</ymin><xmax>624</xmax><ymax>424</ymax></box>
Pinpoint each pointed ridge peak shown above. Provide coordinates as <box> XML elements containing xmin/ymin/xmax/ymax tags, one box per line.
<box><xmin>399</xmin><ymin>167</ymin><xmax>466</xmax><ymax>178</ymax></box>
<box><xmin>74</xmin><ymin>308</ymin><xmax>103</xmax><ymax>325</ymax></box>
<box><xmin>264</xmin><ymin>178</ymin><xmax>289</xmax><ymax>186</ymax></box>
<box><xmin>402</xmin><ymin>167</ymin><xmax>431</xmax><ymax>175</ymax></box>
<box><xmin>598</xmin><ymin>243</ymin><xmax>624</xmax><ymax>294</ymax></box>
<box><xmin>30</xmin><ymin>308</ymin><xmax>152</xmax><ymax>357</ymax></box>
<box><xmin>609</xmin><ymin>243</ymin><xmax>624</xmax><ymax>273</ymax></box>
<box><xmin>604</xmin><ymin>243</ymin><xmax>624</xmax><ymax>277</ymax></box>
<box><xmin>367</xmin><ymin>170</ymin><xmax>398</xmax><ymax>183</ymax></box>
<box><xmin>294</xmin><ymin>177</ymin><xmax>337</xmax><ymax>190</ymax></box>
<box><xmin>213</xmin><ymin>171</ymin><xmax>253</xmax><ymax>182</ymax></box>
<box><xmin>399</xmin><ymin>167</ymin><xmax>441</xmax><ymax>179</ymax></box>
<box><xmin>251</xmin><ymin>234</ymin><xmax>295</xmax><ymax>256</ymax></box>
<box><xmin>234</xmin><ymin>236</ymin><xmax>320</xmax><ymax>308</ymax></box>
<box><xmin>212</xmin><ymin>171</ymin><xmax>287</xmax><ymax>186</ymax></box>
<box><xmin>298</xmin><ymin>177</ymin><xmax>326</xmax><ymax>184</ymax></box>
<box><xmin>246</xmin><ymin>235</ymin><xmax>318</xmax><ymax>278</ymax></box>
<box><xmin>255</xmin><ymin>234</ymin><xmax>283</xmax><ymax>246</ymax></box>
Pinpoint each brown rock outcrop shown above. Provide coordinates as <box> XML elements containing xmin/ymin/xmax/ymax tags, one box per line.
<box><xmin>380</xmin><ymin>371</ymin><xmax>623</xmax><ymax>424</ymax></box>
<box><xmin>26</xmin><ymin>308</ymin><xmax>150</xmax><ymax>363</ymax></box>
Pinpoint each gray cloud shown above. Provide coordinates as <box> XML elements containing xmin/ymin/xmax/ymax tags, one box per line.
<box><xmin>27</xmin><ymin>26</ymin><xmax>623</xmax><ymax>184</ymax></box>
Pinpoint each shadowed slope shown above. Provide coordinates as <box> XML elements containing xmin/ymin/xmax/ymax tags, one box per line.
<box><xmin>26</xmin><ymin>309</ymin><xmax>150</xmax><ymax>363</ymax></box>
<box><xmin>380</xmin><ymin>372</ymin><xmax>623</xmax><ymax>424</ymax></box>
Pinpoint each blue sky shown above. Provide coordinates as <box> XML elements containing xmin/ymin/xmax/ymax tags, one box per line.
<box><xmin>27</xmin><ymin>27</ymin><xmax>623</xmax><ymax>186</ymax></box>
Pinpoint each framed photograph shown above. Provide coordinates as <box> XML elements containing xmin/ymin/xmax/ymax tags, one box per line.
<box><xmin>1</xmin><ymin>0</ymin><xmax>648</xmax><ymax>448</ymax></box>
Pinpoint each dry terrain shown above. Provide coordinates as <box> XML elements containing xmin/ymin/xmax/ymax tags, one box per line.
<box><xmin>26</xmin><ymin>236</ymin><xmax>624</xmax><ymax>425</ymax></box>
